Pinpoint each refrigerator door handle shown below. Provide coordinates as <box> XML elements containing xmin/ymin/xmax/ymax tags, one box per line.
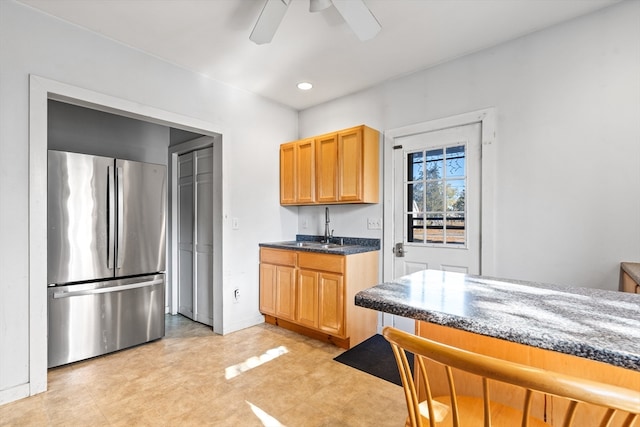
<box><xmin>52</xmin><ymin>279</ymin><xmax>164</xmax><ymax>299</ymax></box>
<box><xmin>107</xmin><ymin>165</ymin><xmax>116</xmax><ymax>270</ymax></box>
<box><xmin>116</xmin><ymin>166</ymin><xmax>124</xmax><ymax>269</ymax></box>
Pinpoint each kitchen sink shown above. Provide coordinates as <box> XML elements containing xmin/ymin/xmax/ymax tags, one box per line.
<box><xmin>282</xmin><ymin>241</ymin><xmax>351</xmax><ymax>249</ymax></box>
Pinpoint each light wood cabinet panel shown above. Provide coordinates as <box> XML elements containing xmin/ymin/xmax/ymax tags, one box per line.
<box><xmin>260</xmin><ymin>247</ymin><xmax>296</xmax><ymax>266</ymax></box>
<box><xmin>298</xmin><ymin>251</ymin><xmax>344</xmax><ymax>274</ymax></box>
<box><xmin>296</xmin><ymin>138</ymin><xmax>315</xmax><ymax>203</ymax></box>
<box><xmin>279</xmin><ymin>142</ymin><xmax>296</xmax><ymax>205</ymax></box>
<box><xmin>318</xmin><ymin>272</ymin><xmax>345</xmax><ymax>336</ymax></box>
<box><xmin>279</xmin><ymin>139</ymin><xmax>315</xmax><ymax>205</ymax></box>
<box><xmin>280</xmin><ymin>125</ymin><xmax>379</xmax><ymax>205</ymax></box>
<box><xmin>259</xmin><ymin>247</ymin><xmax>378</xmax><ymax>348</ymax></box>
<box><xmin>259</xmin><ymin>263</ymin><xmax>276</xmax><ymax>316</ymax></box>
<box><xmin>338</xmin><ymin>127</ymin><xmax>363</xmax><ymax>202</ymax></box>
<box><xmin>296</xmin><ymin>269</ymin><xmax>319</xmax><ymax>329</ymax></box>
<box><xmin>275</xmin><ymin>265</ymin><xmax>296</xmax><ymax>321</ymax></box>
<box><xmin>260</xmin><ymin>248</ymin><xmax>297</xmax><ymax>320</ymax></box>
<box><xmin>315</xmin><ymin>133</ymin><xmax>339</xmax><ymax>203</ymax></box>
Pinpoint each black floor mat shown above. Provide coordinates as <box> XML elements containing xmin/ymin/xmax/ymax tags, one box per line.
<box><xmin>333</xmin><ymin>334</ymin><xmax>413</xmax><ymax>386</ymax></box>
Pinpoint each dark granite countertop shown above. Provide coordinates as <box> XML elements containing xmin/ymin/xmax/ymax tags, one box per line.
<box><xmin>355</xmin><ymin>270</ymin><xmax>640</xmax><ymax>371</ymax></box>
<box><xmin>260</xmin><ymin>234</ymin><xmax>380</xmax><ymax>255</ymax></box>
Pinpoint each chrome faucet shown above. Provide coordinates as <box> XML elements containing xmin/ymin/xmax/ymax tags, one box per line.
<box><xmin>324</xmin><ymin>207</ymin><xmax>332</xmax><ymax>243</ymax></box>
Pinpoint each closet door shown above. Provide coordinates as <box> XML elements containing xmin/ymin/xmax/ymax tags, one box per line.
<box><xmin>177</xmin><ymin>147</ymin><xmax>214</xmax><ymax>326</ymax></box>
<box><xmin>177</xmin><ymin>152</ymin><xmax>194</xmax><ymax>319</ymax></box>
<box><xmin>193</xmin><ymin>147</ymin><xmax>214</xmax><ymax>326</ymax></box>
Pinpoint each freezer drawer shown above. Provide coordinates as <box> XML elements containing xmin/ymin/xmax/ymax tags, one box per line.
<box><xmin>48</xmin><ymin>274</ymin><xmax>165</xmax><ymax>368</ymax></box>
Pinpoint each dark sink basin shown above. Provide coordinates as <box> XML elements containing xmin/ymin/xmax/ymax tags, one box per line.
<box><xmin>281</xmin><ymin>241</ymin><xmax>350</xmax><ymax>249</ymax></box>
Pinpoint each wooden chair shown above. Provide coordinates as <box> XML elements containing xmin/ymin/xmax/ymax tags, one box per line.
<box><xmin>382</xmin><ymin>326</ymin><xmax>640</xmax><ymax>427</ymax></box>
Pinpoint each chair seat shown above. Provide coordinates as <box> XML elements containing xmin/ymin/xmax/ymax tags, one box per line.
<box><xmin>407</xmin><ymin>396</ymin><xmax>550</xmax><ymax>427</ymax></box>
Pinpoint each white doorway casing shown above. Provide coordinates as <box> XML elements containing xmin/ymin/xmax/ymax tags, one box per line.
<box><xmin>381</xmin><ymin>108</ymin><xmax>497</xmax><ymax>331</ymax></box>
<box><xmin>28</xmin><ymin>75</ymin><xmax>225</xmax><ymax>398</ymax></box>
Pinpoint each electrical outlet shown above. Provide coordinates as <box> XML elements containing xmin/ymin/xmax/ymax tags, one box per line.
<box><xmin>302</xmin><ymin>218</ymin><xmax>308</xmax><ymax>229</ymax></box>
<box><xmin>233</xmin><ymin>288</ymin><xmax>240</xmax><ymax>303</ymax></box>
<box><xmin>367</xmin><ymin>218</ymin><xmax>382</xmax><ymax>230</ymax></box>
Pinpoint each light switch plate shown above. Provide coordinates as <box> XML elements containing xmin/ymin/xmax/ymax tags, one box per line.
<box><xmin>232</xmin><ymin>217</ymin><xmax>239</xmax><ymax>229</ymax></box>
<box><xmin>367</xmin><ymin>218</ymin><xmax>382</xmax><ymax>230</ymax></box>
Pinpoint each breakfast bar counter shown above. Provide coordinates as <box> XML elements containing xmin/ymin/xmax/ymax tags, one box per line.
<box><xmin>355</xmin><ymin>270</ymin><xmax>640</xmax><ymax>371</ymax></box>
<box><xmin>355</xmin><ymin>270</ymin><xmax>640</xmax><ymax>425</ymax></box>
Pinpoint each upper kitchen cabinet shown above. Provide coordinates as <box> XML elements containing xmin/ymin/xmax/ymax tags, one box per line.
<box><xmin>280</xmin><ymin>138</ymin><xmax>315</xmax><ymax>204</ymax></box>
<box><xmin>280</xmin><ymin>125</ymin><xmax>379</xmax><ymax>205</ymax></box>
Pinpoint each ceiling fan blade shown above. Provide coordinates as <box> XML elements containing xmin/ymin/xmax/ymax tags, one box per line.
<box><xmin>250</xmin><ymin>0</ymin><xmax>290</xmax><ymax>45</ymax></box>
<box><xmin>331</xmin><ymin>0</ymin><xmax>381</xmax><ymax>41</ymax></box>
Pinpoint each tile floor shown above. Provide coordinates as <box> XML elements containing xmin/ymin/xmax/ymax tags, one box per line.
<box><xmin>0</xmin><ymin>315</ymin><xmax>407</xmax><ymax>426</ymax></box>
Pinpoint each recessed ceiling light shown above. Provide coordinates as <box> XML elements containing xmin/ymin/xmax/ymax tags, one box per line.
<box><xmin>297</xmin><ymin>82</ymin><xmax>313</xmax><ymax>90</ymax></box>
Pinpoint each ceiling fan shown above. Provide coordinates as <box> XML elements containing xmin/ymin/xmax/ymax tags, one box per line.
<box><xmin>250</xmin><ymin>0</ymin><xmax>381</xmax><ymax>45</ymax></box>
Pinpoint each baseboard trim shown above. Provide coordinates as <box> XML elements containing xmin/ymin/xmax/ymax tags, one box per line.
<box><xmin>0</xmin><ymin>382</ymin><xmax>30</xmax><ymax>406</ymax></box>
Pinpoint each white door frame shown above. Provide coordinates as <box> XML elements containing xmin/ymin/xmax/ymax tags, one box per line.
<box><xmin>28</xmin><ymin>75</ymin><xmax>225</xmax><ymax>399</ymax></box>
<box><xmin>382</xmin><ymin>108</ymin><xmax>497</xmax><ymax>283</ymax></box>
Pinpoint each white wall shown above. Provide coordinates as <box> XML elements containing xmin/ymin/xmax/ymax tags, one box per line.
<box><xmin>0</xmin><ymin>0</ymin><xmax>297</xmax><ymax>403</ymax></box>
<box><xmin>299</xmin><ymin>1</ymin><xmax>640</xmax><ymax>290</ymax></box>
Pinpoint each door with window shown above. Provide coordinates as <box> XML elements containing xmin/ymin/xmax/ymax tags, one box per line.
<box><xmin>386</xmin><ymin>123</ymin><xmax>482</xmax><ymax>330</ymax></box>
<box><xmin>394</xmin><ymin>122</ymin><xmax>481</xmax><ymax>276</ymax></box>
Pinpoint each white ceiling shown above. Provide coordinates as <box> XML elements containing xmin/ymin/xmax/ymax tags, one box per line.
<box><xmin>18</xmin><ymin>0</ymin><xmax>621</xmax><ymax>111</ymax></box>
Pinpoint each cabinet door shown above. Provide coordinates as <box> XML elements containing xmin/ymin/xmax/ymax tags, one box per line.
<box><xmin>280</xmin><ymin>142</ymin><xmax>296</xmax><ymax>205</ymax></box>
<box><xmin>338</xmin><ymin>127</ymin><xmax>363</xmax><ymax>202</ymax></box>
<box><xmin>315</xmin><ymin>133</ymin><xmax>338</xmax><ymax>203</ymax></box>
<box><xmin>275</xmin><ymin>265</ymin><xmax>297</xmax><ymax>321</ymax></box>
<box><xmin>296</xmin><ymin>139</ymin><xmax>315</xmax><ymax>203</ymax></box>
<box><xmin>318</xmin><ymin>272</ymin><xmax>345</xmax><ymax>336</ymax></box>
<box><xmin>259</xmin><ymin>263</ymin><xmax>277</xmax><ymax>316</ymax></box>
<box><xmin>296</xmin><ymin>269</ymin><xmax>318</xmax><ymax>328</ymax></box>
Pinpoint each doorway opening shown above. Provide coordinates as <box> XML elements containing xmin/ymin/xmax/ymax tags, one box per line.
<box><xmin>29</xmin><ymin>75</ymin><xmax>224</xmax><ymax>397</ymax></box>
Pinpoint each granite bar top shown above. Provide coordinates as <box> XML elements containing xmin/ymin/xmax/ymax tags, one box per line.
<box><xmin>260</xmin><ymin>234</ymin><xmax>380</xmax><ymax>255</ymax></box>
<box><xmin>355</xmin><ymin>270</ymin><xmax>640</xmax><ymax>371</ymax></box>
<box><xmin>621</xmin><ymin>262</ymin><xmax>640</xmax><ymax>285</ymax></box>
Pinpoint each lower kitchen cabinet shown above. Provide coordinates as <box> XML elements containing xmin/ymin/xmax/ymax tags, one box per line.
<box><xmin>259</xmin><ymin>248</ymin><xmax>297</xmax><ymax>321</ymax></box>
<box><xmin>259</xmin><ymin>247</ymin><xmax>378</xmax><ymax>349</ymax></box>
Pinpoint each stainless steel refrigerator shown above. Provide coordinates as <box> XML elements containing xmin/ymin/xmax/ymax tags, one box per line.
<box><xmin>47</xmin><ymin>150</ymin><xmax>167</xmax><ymax>368</ymax></box>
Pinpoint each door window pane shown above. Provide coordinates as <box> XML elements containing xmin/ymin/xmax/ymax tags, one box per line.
<box><xmin>407</xmin><ymin>183</ymin><xmax>424</xmax><ymax>213</ymax></box>
<box><xmin>446</xmin><ymin>179</ymin><xmax>465</xmax><ymax>212</ymax></box>
<box><xmin>425</xmin><ymin>180</ymin><xmax>443</xmax><ymax>212</ymax></box>
<box><xmin>426</xmin><ymin>213</ymin><xmax>444</xmax><ymax>244</ymax></box>
<box><xmin>407</xmin><ymin>152</ymin><xmax>424</xmax><ymax>181</ymax></box>
<box><xmin>446</xmin><ymin>146</ymin><xmax>465</xmax><ymax>177</ymax></box>
<box><xmin>445</xmin><ymin>214</ymin><xmax>465</xmax><ymax>245</ymax></box>
<box><xmin>426</xmin><ymin>149</ymin><xmax>443</xmax><ymax>179</ymax></box>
